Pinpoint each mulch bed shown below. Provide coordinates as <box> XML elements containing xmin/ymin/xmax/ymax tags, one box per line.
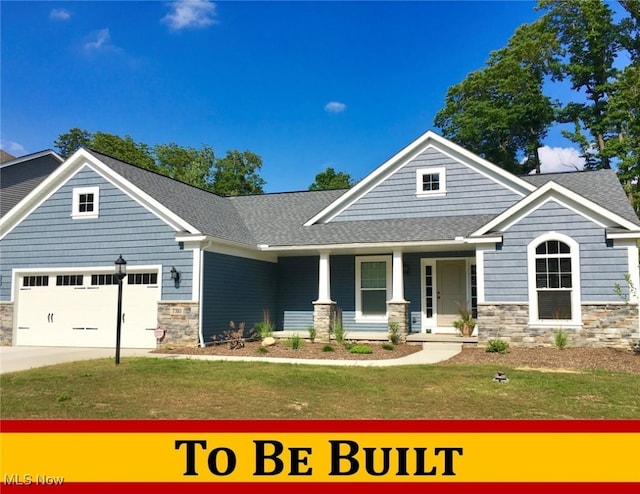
<box><xmin>153</xmin><ymin>340</ymin><xmax>640</xmax><ymax>372</ymax></box>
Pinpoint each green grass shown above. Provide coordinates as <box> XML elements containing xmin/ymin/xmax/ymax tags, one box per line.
<box><xmin>1</xmin><ymin>358</ymin><xmax>639</xmax><ymax>419</ymax></box>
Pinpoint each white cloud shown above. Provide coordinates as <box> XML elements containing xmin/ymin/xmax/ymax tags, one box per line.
<box><xmin>162</xmin><ymin>0</ymin><xmax>218</xmax><ymax>31</ymax></box>
<box><xmin>536</xmin><ymin>146</ymin><xmax>586</xmax><ymax>174</ymax></box>
<box><xmin>1</xmin><ymin>140</ymin><xmax>26</xmax><ymax>156</ymax></box>
<box><xmin>324</xmin><ymin>101</ymin><xmax>346</xmax><ymax>114</ymax></box>
<box><xmin>50</xmin><ymin>8</ymin><xmax>71</xmax><ymax>21</ymax></box>
<box><xmin>84</xmin><ymin>28</ymin><xmax>111</xmax><ymax>51</ymax></box>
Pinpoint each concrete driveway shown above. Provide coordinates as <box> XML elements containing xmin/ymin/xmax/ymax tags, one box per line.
<box><xmin>0</xmin><ymin>346</ymin><xmax>153</xmax><ymax>374</ymax></box>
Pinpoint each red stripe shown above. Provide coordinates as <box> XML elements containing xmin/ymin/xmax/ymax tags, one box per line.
<box><xmin>2</xmin><ymin>419</ymin><xmax>640</xmax><ymax>433</ymax></box>
<box><xmin>2</xmin><ymin>483</ymin><xmax>639</xmax><ymax>494</ymax></box>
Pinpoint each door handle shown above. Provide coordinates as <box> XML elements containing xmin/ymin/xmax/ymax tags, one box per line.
<box><xmin>47</xmin><ymin>313</ymin><xmax>51</xmax><ymax>323</ymax></box>
<box><xmin>122</xmin><ymin>313</ymin><xmax>125</xmax><ymax>323</ymax></box>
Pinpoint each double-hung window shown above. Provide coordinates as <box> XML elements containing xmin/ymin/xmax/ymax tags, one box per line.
<box><xmin>356</xmin><ymin>256</ymin><xmax>391</xmax><ymax>321</ymax></box>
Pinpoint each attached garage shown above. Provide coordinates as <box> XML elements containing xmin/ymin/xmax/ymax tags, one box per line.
<box><xmin>14</xmin><ymin>268</ymin><xmax>160</xmax><ymax>348</ymax></box>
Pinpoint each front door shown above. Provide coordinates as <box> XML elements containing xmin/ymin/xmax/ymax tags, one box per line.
<box><xmin>436</xmin><ymin>260</ymin><xmax>467</xmax><ymax>327</ymax></box>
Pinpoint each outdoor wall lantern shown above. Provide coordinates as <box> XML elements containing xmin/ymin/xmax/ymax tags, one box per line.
<box><xmin>170</xmin><ymin>266</ymin><xmax>180</xmax><ymax>282</ymax></box>
<box><xmin>114</xmin><ymin>255</ymin><xmax>127</xmax><ymax>366</ymax></box>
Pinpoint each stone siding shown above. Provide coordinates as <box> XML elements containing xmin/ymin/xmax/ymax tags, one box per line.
<box><xmin>0</xmin><ymin>302</ymin><xmax>14</xmax><ymax>346</ymax></box>
<box><xmin>387</xmin><ymin>301</ymin><xmax>409</xmax><ymax>343</ymax></box>
<box><xmin>313</xmin><ymin>301</ymin><xmax>336</xmax><ymax>343</ymax></box>
<box><xmin>478</xmin><ymin>303</ymin><xmax>639</xmax><ymax>348</ymax></box>
<box><xmin>157</xmin><ymin>301</ymin><xmax>200</xmax><ymax>347</ymax></box>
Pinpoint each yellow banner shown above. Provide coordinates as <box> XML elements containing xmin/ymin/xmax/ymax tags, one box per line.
<box><xmin>1</xmin><ymin>432</ymin><xmax>638</xmax><ymax>483</ymax></box>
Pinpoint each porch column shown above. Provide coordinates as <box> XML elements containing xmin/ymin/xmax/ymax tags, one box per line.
<box><xmin>313</xmin><ymin>251</ymin><xmax>335</xmax><ymax>343</ymax></box>
<box><xmin>387</xmin><ymin>249</ymin><xmax>409</xmax><ymax>342</ymax></box>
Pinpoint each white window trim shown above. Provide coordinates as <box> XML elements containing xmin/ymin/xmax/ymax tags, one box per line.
<box><xmin>527</xmin><ymin>232</ymin><xmax>582</xmax><ymax>327</ymax></box>
<box><xmin>415</xmin><ymin>167</ymin><xmax>447</xmax><ymax>197</ymax></box>
<box><xmin>71</xmin><ymin>186</ymin><xmax>99</xmax><ymax>219</ymax></box>
<box><xmin>355</xmin><ymin>255</ymin><xmax>392</xmax><ymax>323</ymax></box>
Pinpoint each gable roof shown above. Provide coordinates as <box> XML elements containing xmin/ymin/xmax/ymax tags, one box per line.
<box><xmin>0</xmin><ymin>150</ymin><xmax>64</xmax><ymax>217</ymax></box>
<box><xmin>304</xmin><ymin>130</ymin><xmax>537</xmax><ymax>226</ymax></box>
<box><xmin>520</xmin><ymin>169</ymin><xmax>640</xmax><ymax>227</ymax></box>
<box><xmin>472</xmin><ymin>178</ymin><xmax>640</xmax><ymax>238</ymax></box>
<box><xmin>3</xmin><ymin>138</ymin><xmax>639</xmax><ymax>251</ymax></box>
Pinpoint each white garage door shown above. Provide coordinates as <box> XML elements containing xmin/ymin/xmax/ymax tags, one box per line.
<box><xmin>15</xmin><ymin>269</ymin><xmax>160</xmax><ymax>348</ymax></box>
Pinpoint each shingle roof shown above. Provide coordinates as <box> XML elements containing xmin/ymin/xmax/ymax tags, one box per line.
<box><xmin>520</xmin><ymin>169</ymin><xmax>640</xmax><ymax>226</ymax></box>
<box><xmin>88</xmin><ymin>150</ymin><xmax>256</xmax><ymax>246</ymax></box>
<box><xmin>85</xmin><ymin>151</ymin><xmax>640</xmax><ymax>249</ymax></box>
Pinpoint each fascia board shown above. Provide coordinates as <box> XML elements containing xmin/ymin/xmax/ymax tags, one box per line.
<box><xmin>472</xmin><ymin>181</ymin><xmax>639</xmax><ymax>237</ymax></box>
<box><xmin>0</xmin><ymin>148</ymin><xmax>199</xmax><ymax>239</ymax></box>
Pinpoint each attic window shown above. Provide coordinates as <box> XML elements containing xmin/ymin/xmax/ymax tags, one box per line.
<box><xmin>72</xmin><ymin>187</ymin><xmax>99</xmax><ymax>219</ymax></box>
<box><xmin>416</xmin><ymin>167</ymin><xmax>446</xmax><ymax>197</ymax></box>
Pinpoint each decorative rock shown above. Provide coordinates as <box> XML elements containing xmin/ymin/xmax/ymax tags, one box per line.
<box><xmin>262</xmin><ymin>337</ymin><xmax>276</xmax><ymax>347</ymax></box>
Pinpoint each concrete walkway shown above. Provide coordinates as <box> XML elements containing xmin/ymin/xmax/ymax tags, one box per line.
<box><xmin>0</xmin><ymin>342</ymin><xmax>462</xmax><ymax>374</ymax></box>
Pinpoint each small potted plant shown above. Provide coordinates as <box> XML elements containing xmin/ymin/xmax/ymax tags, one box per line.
<box><xmin>453</xmin><ymin>303</ymin><xmax>476</xmax><ymax>337</ymax></box>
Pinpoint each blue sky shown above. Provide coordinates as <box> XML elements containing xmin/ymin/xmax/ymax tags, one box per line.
<box><xmin>2</xmin><ymin>1</ymin><xmax>583</xmax><ymax>192</ymax></box>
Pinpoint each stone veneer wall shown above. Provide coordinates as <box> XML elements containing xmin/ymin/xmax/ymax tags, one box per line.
<box><xmin>313</xmin><ymin>302</ymin><xmax>335</xmax><ymax>343</ymax></box>
<box><xmin>387</xmin><ymin>301</ymin><xmax>409</xmax><ymax>343</ymax></box>
<box><xmin>478</xmin><ymin>303</ymin><xmax>639</xmax><ymax>348</ymax></box>
<box><xmin>157</xmin><ymin>301</ymin><xmax>200</xmax><ymax>347</ymax></box>
<box><xmin>0</xmin><ymin>302</ymin><xmax>14</xmax><ymax>346</ymax></box>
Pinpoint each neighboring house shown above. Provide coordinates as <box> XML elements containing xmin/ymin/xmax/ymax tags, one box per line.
<box><xmin>1</xmin><ymin>131</ymin><xmax>639</xmax><ymax>349</ymax></box>
<box><xmin>0</xmin><ymin>150</ymin><xmax>64</xmax><ymax>217</ymax></box>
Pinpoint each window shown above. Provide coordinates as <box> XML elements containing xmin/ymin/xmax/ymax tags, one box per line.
<box><xmin>416</xmin><ymin>167</ymin><xmax>446</xmax><ymax>196</ymax></box>
<box><xmin>56</xmin><ymin>275</ymin><xmax>84</xmax><ymax>286</ymax></box>
<box><xmin>72</xmin><ymin>187</ymin><xmax>99</xmax><ymax>219</ymax></box>
<box><xmin>23</xmin><ymin>275</ymin><xmax>49</xmax><ymax>287</ymax></box>
<box><xmin>128</xmin><ymin>272</ymin><xmax>158</xmax><ymax>285</ymax></box>
<box><xmin>528</xmin><ymin>234</ymin><xmax>581</xmax><ymax>325</ymax></box>
<box><xmin>356</xmin><ymin>256</ymin><xmax>391</xmax><ymax>320</ymax></box>
<box><xmin>91</xmin><ymin>274</ymin><xmax>118</xmax><ymax>285</ymax></box>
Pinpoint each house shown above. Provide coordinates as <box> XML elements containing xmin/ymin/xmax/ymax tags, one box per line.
<box><xmin>1</xmin><ymin>131</ymin><xmax>639</xmax><ymax>349</ymax></box>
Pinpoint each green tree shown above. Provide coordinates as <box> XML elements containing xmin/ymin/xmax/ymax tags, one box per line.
<box><xmin>434</xmin><ymin>22</ymin><xmax>556</xmax><ymax>174</ymax></box>
<box><xmin>90</xmin><ymin>132</ymin><xmax>156</xmax><ymax>171</ymax></box>
<box><xmin>210</xmin><ymin>150</ymin><xmax>266</xmax><ymax>196</ymax></box>
<box><xmin>54</xmin><ymin>128</ymin><xmax>91</xmax><ymax>159</ymax></box>
<box><xmin>538</xmin><ymin>0</ymin><xmax>620</xmax><ymax>169</ymax></box>
<box><xmin>154</xmin><ymin>143</ymin><xmax>215</xmax><ymax>190</ymax></box>
<box><xmin>309</xmin><ymin>167</ymin><xmax>354</xmax><ymax>190</ymax></box>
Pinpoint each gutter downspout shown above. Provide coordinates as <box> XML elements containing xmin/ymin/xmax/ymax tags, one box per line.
<box><xmin>198</xmin><ymin>241</ymin><xmax>212</xmax><ymax>347</ymax></box>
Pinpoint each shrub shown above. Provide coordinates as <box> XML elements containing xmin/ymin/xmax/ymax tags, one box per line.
<box><xmin>331</xmin><ymin>309</ymin><xmax>347</xmax><ymax>345</ymax></box>
<box><xmin>257</xmin><ymin>346</ymin><xmax>268</xmax><ymax>354</ymax></box>
<box><xmin>485</xmin><ymin>339</ymin><xmax>509</xmax><ymax>354</ymax></box>
<box><xmin>554</xmin><ymin>328</ymin><xmax>569</xmax><ymax>350</ymax></box>
<box><xmin>322</xmin><ymin>345</ymin><xmax>335</xmax><ymax>352</ymax></box>
<box><xmin>284</xmin><ymin>334</ymin><xmax>303</xmax><ymax>350</ymax></box>
<box><xmin>307</xmin><ymin>326</ymin><xmax>316</xmax><ymax>343</ymax></box>
<box><xmin>382</xmin><ymin>343</ymin><xmax>395</xmax><ymax>351</ymax></box>
<box><xmin>349</xmin><ymin>345</ymin><xmax>373</xmax><ymax>354</ymax></box>
<box><xmin>388</xmin><ymin>321</ymin><xmax>400</xmax><ymax>345</ymax></box>
<box><xmin>254</xmin><ymin>309</ymin><xmax>275</xmax><ymax>340</ymax></box>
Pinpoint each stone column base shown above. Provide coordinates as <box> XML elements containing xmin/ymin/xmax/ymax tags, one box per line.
<box><xmin>387</xmin><ymin>301</ymin><xmax>409</xmax><ymax>343</ymax></box>
<box><xmin>157</xmin><ymin>301</ymin><xmax>200</xmax><ymax>347</ymax></box>
<box><xmin>313</xmin><ymin>301</ymin><xmax>336</xmax><ymax>344</ymax></box>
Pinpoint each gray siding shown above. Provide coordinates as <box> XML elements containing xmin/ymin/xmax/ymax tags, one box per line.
<box><xmin>0</xmin><ymin>166</ymin><xmax>192</xmax><ymax>301</ymax></box>
<box><xmin>201</xmin><ymin>251</ymin><xmax>277</xmax><ymax>342</ymax></box>
<box><xmin>484</xmin><ymin>200</ymin><xmax>629</xmax><ymax>302</ymax></box>
<box><xmin>333</xmin><ymin>147</ymin><xmax>521</xmax><ymax>221</ymax></box>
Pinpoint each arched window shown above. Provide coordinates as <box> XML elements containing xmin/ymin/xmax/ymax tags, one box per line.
<box><xmin>534</xmin><ymin>239</ymin><xmax>572</xmax><ymax>320</ymax></box>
